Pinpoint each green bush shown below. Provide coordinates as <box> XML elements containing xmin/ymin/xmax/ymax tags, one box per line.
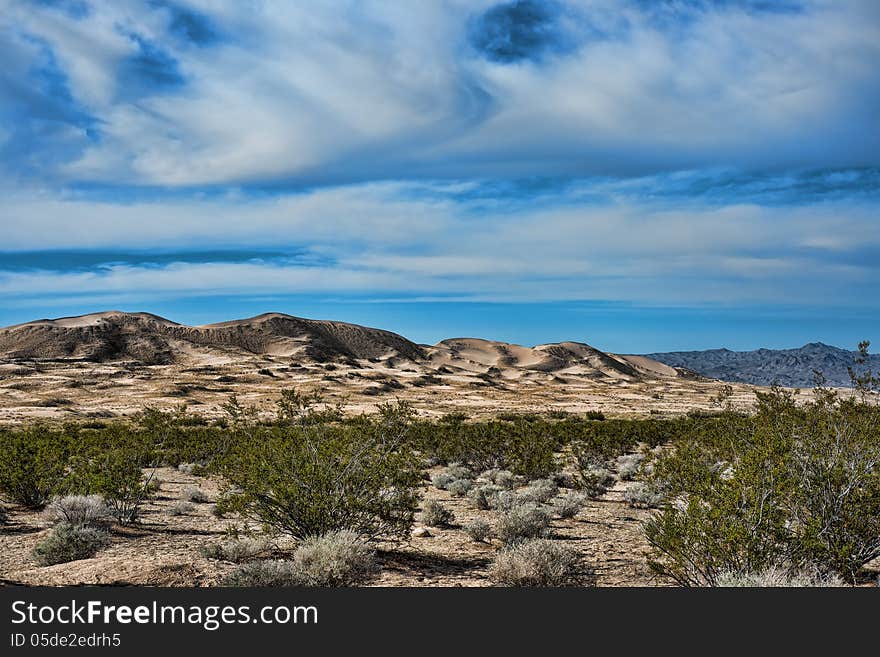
<box><xmin>645</xmin><ymin>391</ymin><xmax>880</xmax><ymax>584</ymax></box>
<box><xmin>216</xmin><ymin>421</ymin><xmax>421</xmax><ymax>540</ymax></box>
<box><xmin>0</xmin><ymin>427</ymin><xmax>70</xmax><ymax>508</ymax></box>
<box><xmin>421</xmin><ymin>500</ymin><xmax>454</xmax><ymax>527</ymax></box>
<box><xmin>67</xmin><ymin>448</ymin><xmax>157</xmax><ymax>525</ymax></box>
<box><xmin>32</xmin><ymin>522</ymin><xmax>110</xmax><ymax>566</ymax></box>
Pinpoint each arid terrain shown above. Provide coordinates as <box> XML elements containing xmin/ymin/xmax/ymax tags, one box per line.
<box><xmin>0</xmin><ymin>465</ymin><xmax>658</xmax><ymax>587</ymax></box>
<box><xmin>2</xmin><ymin>311</ymin><xmax>873</xmax><ymax>588</ymax></box>
<box><xmin>0</xmin><ymin>311</ymin><xmax>793</xmax><ymax>424</ymax></box>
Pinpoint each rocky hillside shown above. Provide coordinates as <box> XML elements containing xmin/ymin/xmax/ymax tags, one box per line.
<box><xmin>647</xmin><ymin>342</ymin><xmax>879</xmax><ymax>387</ymax></box>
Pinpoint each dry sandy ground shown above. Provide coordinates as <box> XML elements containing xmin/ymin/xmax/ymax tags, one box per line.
<box><xmin>0</xmin><ymin>466</ymin><xmax>661</xmax><ymax>588</ymax></box>
<box><xmin>0</xmin><ymin>355</ymin><xmax>787</xmax><ymax>425</ymax></box>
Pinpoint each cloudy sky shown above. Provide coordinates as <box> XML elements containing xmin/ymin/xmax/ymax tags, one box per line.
<box><xmin>1</xmin><ymin>0</ymin><xmax>878</xmax><ymax>351</ymax></box>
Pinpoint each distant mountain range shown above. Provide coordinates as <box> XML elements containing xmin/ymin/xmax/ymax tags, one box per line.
<box><xmin>647</xmin><ymin>343</ymin><xmax>879</xmax><ymax>387</ymax></box>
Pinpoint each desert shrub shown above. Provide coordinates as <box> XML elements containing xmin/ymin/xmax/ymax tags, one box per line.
<box><xmin>0</xmin><ymin>427</ymin><xmax>70</xmax><ymax>508</ymax></box>
<box><xmin>447</xmin><ymin>478</ymin><xmax>473</xmax><ymax>497</ymax></box>
<box><xmin>585</xmin><ymin>411</ymin><xmax>606</xmax><ymax>421</ymax></box>
<box><xmin>32</xmin><ymin>522</ymin><xmax>110</xmax><ymax>566</ymax></box>
<box><xmin>577</xmin><ymin>464</ymin><xmax>614</xmax><ymax>498</ymax></box>
<box><xmin>444</xmin><ymin>464</ymin><xmax>473</xmax><ymax>480</ymax></box>
<box><xmin>715</xmin><ymin>566</ymin><xmax>845</xmax><ymax>588</ymax></box>
<box><xmin>291</xmin><ymin>530</ymin><xmax>377</xmax><ymax>587</ymax></box>
<box><xmin>481</xmin><ymin>469</ymin><xmax>517</xmax><ymax>489</ymax></box>
<box><xmin>216</xmin><ymin>421</ymin><xmax>421</xmax><ymax>540</ymax></box>
<box><xmin>431</xmin><ymin>473</ymin><xmax>455</xmax><ymax>490</ymax></box>
<box><xmin>44</xmin><ymin>495</ymin><xmax>109</xmax><ymax>528</ymax></box>
<box><xmin>467</xmin><ymin>484</ymin><xmax>503</xmax><ymax>510</ymax></box>
<box><xmin>616</xmin><ymin>453</ymin><xmax>644</xmax><ymax>481</ymax></box>
<box><xmin>517</xmin><ymin>479</ymin><xmax>558</xmax><ymax>505</ymax></box>
<box><xmin>170</xmin><ymin>501</ymin><xmax>195</xmax><ymax>516</ymax></box>
<box><xmin>421</xmin><ymin>500</ymin><xmax>454</xmax><ymax>527</ymax></box>
<box><xmin>495</xmin><ymin>503</ymin><xmax>551</xmax><ymax>544</ymax></box>
<box><xmin>490</xmin><ymin>539</ymin><xmax>592</xmax><ymax>587</ymax></box>
<box><xmin>200</xmin><ymin>537</ymin><xmax>267</xmax><ymax>563</ymax></box>
<box><xmin>0</xmin><ymin>505</ymin><xmax>6</xmax><ymax>523</ymax></box>
<box><xmin>645</xmin><ymin>390</ymin><xmax>880</xmax><ymax>585</ymax></box>
<box><xmin>551</xmin><ymin>492</ymin><xmax>587</xmax><ymax>519</ymax></box>
<box><xmin>415</xmin><ymin>422</ymin><xmax>557</xmax><ymax>479</ymax></box>
<box><xmin>182</xmin><ymin>486</ymin><xmax>210</xmax><ymax>503</ymax></box>
<box><xmin>463</xmin><ymin>518</ymin><xmax>492</xmax><ymax>542</ymax></box>
<box><xmin>487</xmin><ymin>489</ymin><xmax>520</xmax><ymax>511</ymax></box>
<box><xmin>67</xmin><ymin>448</ymin><xmax>157</xmax><ymax>525</ymax></box>
<box><xmin>222</xmin><ymin>560</ymin><xmax>299</xmax><ymax>587</ymax></box>
<box><xmin>624</xmin><ymin>482</ymin><xmax>665</xmax><ymax>509</ymax></box>
<box><xmin>550</xmin><ymin>471</ymin><xmax>576</xmax><ymax>489</ymax></box>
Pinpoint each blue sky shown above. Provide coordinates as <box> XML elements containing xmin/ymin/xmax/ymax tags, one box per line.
<box><xmin>1</xmin><ymin>0</ymin><xmax>878</xmax><ymax>352</ymax></box>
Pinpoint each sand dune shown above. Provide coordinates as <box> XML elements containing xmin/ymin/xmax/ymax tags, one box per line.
<box><xmin>0</xmin><ymin>311</ymin><xmax>681</xmax><ymax>388</ymax></box>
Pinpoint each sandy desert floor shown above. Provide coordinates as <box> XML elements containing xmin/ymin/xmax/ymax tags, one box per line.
<box><xmin>0</xmin><ymin>354</ymin><xmax>794</xmax><ymax>425</ymax></box>
<box><xmin>0</xmin><ymin>465</ymin><xmax>661</xmax><ymax>587</ymax></box>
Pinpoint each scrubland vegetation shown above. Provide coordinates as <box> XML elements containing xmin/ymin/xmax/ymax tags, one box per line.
<box><xmin>1</xmin><ymin>366</ymin><xmax>878</xmax><ymax>587</ymax></box>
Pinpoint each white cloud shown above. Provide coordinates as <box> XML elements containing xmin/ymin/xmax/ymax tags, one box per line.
<box><xmin>5</xmin><ymin>0</ymin><xmax>879</xmax><ymax>185</ymax></box>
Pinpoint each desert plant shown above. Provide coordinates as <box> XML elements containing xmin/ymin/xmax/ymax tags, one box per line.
<box><xmin>44</xmin><ymin>495</ymin><xmax>109</xmax><ymax>528</ymax></box>
<box><xmin>463</xmin><ymin>518</ymin><xmax>492</xmax><ymax>543</ymax></box>
<box><xmin>221</xmin><ymin>560</ymin><xmax>299</xmax><ymax>587</ymax></box>
<box><xmin>216</xmin><ymin>421</ymin><xmax>421</xmax><ymax>540</ymax></box>
<box><xmin>616</xmin><ymin>453</ymin><xmax>644</xmax><ymax>481</ymax></box>
<box><xmin>715</xmin><ymin>566</ymin><xmax>845</xmax><ymax>588</ymax></box>
<box><xmin>444</xmin><ymin>464</ymin><xmax>473</xmax><ymax>480</ymax></box>
<box><xmin>182</xmin><ymin>486</ymin><xmax>210</xmax><ymax>503</ymax></box>
<box><xmin>577</xmin><ymin>465</ymin><xmax>614</xmax><ymax>498</ymax></box>
<box><xmin>624</xmin><ymin>481</ymin><xmax>665</xmax><ymax>509</ymax></box>
<box><xmin>32</xmin><ymin>522</ymin><xmax>110</xmax><ymax>566</ymax></box>
<box><xmin>290</xmin><ymin>530</ymin><xmax>377</xmax><ymax>587</ymax></box>
<box><xmin>467</xmin><ymin>484</ymin><xmax>503</xmax><ymax>510</ymax></box>
<box><xmin>551</xmin><ymin>492</ymin><xmax>587</xmax><ymax>519</ymax></box>
<box><xmin>430</xmin><ymin>473</ymin><xmax>455</xmax><ymax>490</ymax></box>
<box><xmin>487</xmin><ymin>489</ymin><xmax>520</xmax><ymax>511</ymax></box>
<box><xmin>66</xmin><ymin>446</ymin><xmax>157</xmax><ymax>525</ymax></box>
<box><xmin>170</xmin><ymin>501</ymin><xmax>195</xmax><ymax>516</ymax></box>
<box><xmin>490</xmin><ymin>539</ymin><xmax>593</xmax><ymax>587</ymax></box>
<box><xmin>645</xmin><ymin>391</ymin><xmax>880</xmax><ymax>584</ymax></box>
<box><xmin>495</xmin><ymin>503</ymin><xmax>551</xmax><ymax>544</ymax></box>
<box><xmin>517</xmin><ymin>479</ymin><xmax>558</xmax><ymax>505</ymax></box>
<box><xmin>421</xmin><ymin>500</ymin><xmax>454</xmax><ymax>527</ymax></box>
<box><xmin>0</xmin><ymin>427</ymin><xmax>69</xmax><ymax>508</ymax></box>
<box><xmin>447</xmin><ymin>478</ymin><xmax>473</xmax><ymax>497</ymax></box>
<box><xmin>200</xmin><ymin>537</ymin><xmax>267</xmax><ymax>563</ymax></box>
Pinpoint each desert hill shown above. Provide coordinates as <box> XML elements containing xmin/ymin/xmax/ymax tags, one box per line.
<box><xmin>0</xmin><ymin>312</ymin><xmax>678</xmax><ymax>383</ymax></box>
<box><xmin>0</xmin><ymin>311</ymin><xmax>426</xmax><ymax>366</ymax></box>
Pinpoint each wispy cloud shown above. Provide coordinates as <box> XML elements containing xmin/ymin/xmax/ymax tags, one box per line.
<box><xmin>1</xmin><ymin>1</ymin><xmax>878</xmax><ymax>348</ymax></box>
<box><xmin>2</xmin><ymin>0</ymin><xmax>879</xmax><ymax>186</ymax></box>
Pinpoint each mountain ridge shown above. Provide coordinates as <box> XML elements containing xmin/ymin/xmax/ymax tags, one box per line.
<box><xmin>647</xmin><ymin>342</ymin><xmax>878</xmax><ymax>387</ymax></box>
